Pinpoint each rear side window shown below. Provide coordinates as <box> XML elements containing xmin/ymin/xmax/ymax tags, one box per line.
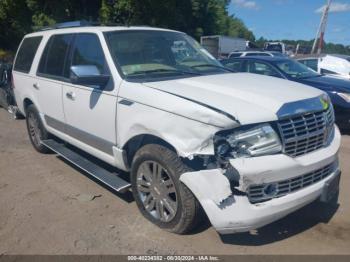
<box><xmin>247</xmin><ymin>61</ymin><xmax>281</xmax><ymax>78</ymax></box>
<box><xmin>38</xmin><ymin>34</ymin><xmax>73</xmax><ymax>78</ymax></box>
<box><xmin>14</xmin><ymin>36</ymin><xmax>43</xmax><ymax>73</ymax></box>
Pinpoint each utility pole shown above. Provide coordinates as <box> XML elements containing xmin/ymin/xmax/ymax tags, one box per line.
<box><xmin>311</xmin><ymin>0</ymin><xmax>332</xmax><ymax>54</ymax></box>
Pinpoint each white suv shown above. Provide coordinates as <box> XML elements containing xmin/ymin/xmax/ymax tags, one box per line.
<box><xmin>12</xmin><ymin>23</ymin><xmax>341</xmax><ymax>235</ymax></box>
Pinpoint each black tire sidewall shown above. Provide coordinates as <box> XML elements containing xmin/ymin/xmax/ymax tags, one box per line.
<box><xmin>25</xmin><ymin>104</ymin><xmax>50</xmax><ymax>153</ymax></box>
<box><xmin>131</xmin><ymin>145</ymin><xmax>193</xmax><ymax>232</ymax></box>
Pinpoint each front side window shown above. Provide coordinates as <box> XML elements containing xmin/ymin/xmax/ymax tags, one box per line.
<box><xmin>275</xmin><ymin>59</ymin><xmax>320</xmax><ymax>79</ymax></box>
<box><xmin>38</xmin><ymin>34</ymin><xmax>73</xmax><ymax>78</ymax></box>
<box><xmin>14</xmin><ymin>36</ymin><xmax>43</xmax><ymax>73</ymax></box>
<box><xmin>71</xmin><ymin>33</ymin><xmax>109</xmax><ymax>74</ymax></box>
<box><xmin>246</xmin><ymin>61</ymin><xmax>281</xmax><ymax>77</ymax></box>
<box><xmin>104</xmin><ymin>30</ymin><xmax>225</xmax><ymax>81</ymax></box>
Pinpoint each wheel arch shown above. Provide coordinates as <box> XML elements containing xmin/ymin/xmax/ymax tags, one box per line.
<box><xmin>123</xmin><ymin>134</ymin><xmax>178</xmax><ymax>167</ymax></box>
<box><xmin>23</xmin><ymin>97</ymin><xmax>34</xmax><ymax>114</ymax></box>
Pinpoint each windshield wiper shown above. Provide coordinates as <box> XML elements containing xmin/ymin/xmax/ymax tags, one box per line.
<box><xmin>190</xmin><ymin>64</ymin><xmax>234</xmax><ymax>72</ymax></box>
<box><xmin>127</xmin><ymin>68</ymin><xmax>202</xmax><ymax>77</ymax></box>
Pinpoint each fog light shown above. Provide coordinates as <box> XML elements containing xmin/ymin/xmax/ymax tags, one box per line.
<box><xmin>263</xmin><ymin>183</ymin><xmax>278</xmax><ymax>197</ymax></box>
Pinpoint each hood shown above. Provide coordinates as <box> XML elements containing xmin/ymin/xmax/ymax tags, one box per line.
<box><xmin>297</xmin><ymin>75</ymin><xmax>350</xmax><ymax>93</ymax></box>
<box><xmin>143</xmin><ymin>73</ymin><xmax>323</xmax><ymax>125</ymax></box>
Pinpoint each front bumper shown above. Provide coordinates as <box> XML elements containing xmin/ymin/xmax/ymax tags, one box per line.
<box><xmin>180</xmin><ymin>126</ymin><xmax>341</xmax><ymax>234</ymax></box>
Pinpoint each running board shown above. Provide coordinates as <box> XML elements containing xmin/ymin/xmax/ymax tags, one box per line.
<box><xmin>41</xmin><ymin>139</ymin><xmax>131</xmax><ymax>193</ymax></box>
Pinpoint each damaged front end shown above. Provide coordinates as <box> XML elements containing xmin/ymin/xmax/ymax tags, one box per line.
<box><xmin>180</xmin><ymin>116</ymin><xmax>341</xmax><ymax>234</ymax></box>
<box><xmin>181</xmin><ymin>122</ymin><xmax>284</xmax><ymax>205</ymax></box>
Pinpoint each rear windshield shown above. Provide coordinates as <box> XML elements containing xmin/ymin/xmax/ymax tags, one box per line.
<box><xmin>14</xmin><ymin>36</ymin><xmax>43</xmax><ymax>73</ymax></box>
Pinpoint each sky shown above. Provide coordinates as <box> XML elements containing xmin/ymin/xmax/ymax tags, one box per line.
<box><xmin>228</xmin><ymin>0</ymin><xmax>350</xmax><ymax>45</ymax></box>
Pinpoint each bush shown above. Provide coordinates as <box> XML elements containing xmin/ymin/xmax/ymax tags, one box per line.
<box><xmin>0</xmin><ymin>49</ymin><xmax>14</xmax><ymax>63</ymax></box>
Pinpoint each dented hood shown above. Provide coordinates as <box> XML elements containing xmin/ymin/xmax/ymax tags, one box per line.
<box><xmin>143</xmin><ymin>73</ymin><xmax>323</xmax><ymax>125</ymax></box>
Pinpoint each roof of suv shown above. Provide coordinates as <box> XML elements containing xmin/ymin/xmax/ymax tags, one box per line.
<box><xmin>24</xmin><ymin>26</ymin><xmax>180</xmax><ymax>38</ymax></box>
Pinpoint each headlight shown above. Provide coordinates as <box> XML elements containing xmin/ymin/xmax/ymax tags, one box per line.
<box><xmin>215</xmin><ymin>124</ymin><xmax>282</xmax><ymax>158</ymax></box>
<box><xmin>334</xmin><ymin>92</ymin><xmax>350</xmax><ymax>103</ymax></box>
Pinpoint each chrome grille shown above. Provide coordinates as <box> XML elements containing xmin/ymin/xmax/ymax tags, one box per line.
<box><xmin>248</xmin><ymin>162</ymin><xmax>336</xmax><ymax>204</ymax></box>
<box><xmin>278</xmin><ymin>106</ymin><xmax>335</xmax><ymax>157</ymax></box>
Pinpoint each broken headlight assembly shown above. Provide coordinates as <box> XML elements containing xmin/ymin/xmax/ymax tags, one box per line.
<box><xmin>214</xmin><ymin>124</ymin><xmax>282</xmax><ymax>159</ymax></box>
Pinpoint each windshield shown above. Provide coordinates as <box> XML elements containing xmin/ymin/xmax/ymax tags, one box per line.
<box><xmin>274</xmin><ymin>59</ymin><xmax>320</xmax><ymax>79</ymax></box>
<box><xmin>104</xmin><ymin>30</ymin><xmax>227</xmax><ymax>81</ymax></box>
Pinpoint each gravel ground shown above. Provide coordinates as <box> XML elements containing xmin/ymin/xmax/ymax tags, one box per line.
<box><xmin>0</xmin><ymin>108</ymin><xmax>349</xmax><ymax>255</ymax></box>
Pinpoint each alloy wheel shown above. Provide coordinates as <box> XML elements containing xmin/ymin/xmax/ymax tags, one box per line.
<box><xmin>136</xmin><ymin>161</ymin><xmax>178</xmax><ymax>222</ymax></box>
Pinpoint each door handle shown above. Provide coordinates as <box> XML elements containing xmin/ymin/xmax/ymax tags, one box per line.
<box><xmin>33</xmin><ymin>83</ymin><xmax>39</xmax><ymax>90</ymax></box>
<box><xmin>66</xmin><ymin>92</ymin><xmax>76</xmax><ymax>101</ymax></box>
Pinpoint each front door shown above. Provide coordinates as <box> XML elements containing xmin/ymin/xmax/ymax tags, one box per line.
<box><xmin>62</xmin><ymin>33</ymin><xmax>117</xmax><ymax>156</ymax></box>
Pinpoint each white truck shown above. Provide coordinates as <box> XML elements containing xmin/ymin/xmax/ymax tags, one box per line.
<box><xmin>200</xmin><ymin>35</ymin><xmax>246</xmax><ymax>59</ymax></box>
<box><xmin>12</xmin><ymin>23</ymin><xmax>341</xmax><ymax>235</ymax></box>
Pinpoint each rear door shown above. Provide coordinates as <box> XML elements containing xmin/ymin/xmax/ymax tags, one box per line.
<box><xmin>62</xmin><ymin>33</ymin><xmax>117</xmax><ymax>156</ymax></box>
<box><xmin>35</xmin><ymin>34</ymin><xmax>74</xmax><ymax>126</ymax></box>
<box><xmin>12</xmin><ymin>36</ymin><xmax>42</xmax><ymax>111</ymax></box>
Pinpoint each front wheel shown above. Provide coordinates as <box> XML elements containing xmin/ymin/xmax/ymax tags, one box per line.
<box><xmin>25</xmin><ymin>104</ymin><xmax>50</xmax><ymax>154</ymax></box>
<box><xmin>131</xmin><ymin>144</ymin><xmax>202</xmax><ymax>234</ymax></box>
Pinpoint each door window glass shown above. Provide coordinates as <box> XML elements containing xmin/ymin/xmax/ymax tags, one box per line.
<box><xmin>247</xmin><ymin>61</ymin><xmax>281</xmax><ymax>77</ymax></box>
<box><xmin>71</xmin><ymin>34</ymin><xmax>108</xmax><ymax>74</ymax></box>
<box><xmin>14</xmin><ymin>36</ymin><xmax>43</xmax><ymax>73</ymax></box>
<box><xmin>38</xmin><ymin>34</ymin><xmax>73</xmax><ymax>78</ymax></box>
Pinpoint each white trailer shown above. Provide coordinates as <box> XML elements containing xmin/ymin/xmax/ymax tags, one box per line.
<box><xmin>200</xmin><ymin>35</ymin><xmax>246</xmax><ymax>59</ymax></box>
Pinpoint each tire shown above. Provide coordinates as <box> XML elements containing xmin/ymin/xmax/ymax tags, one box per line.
<box><xmin>131</xmin><ymin>144</ymin><xmax>202</xmax><ymax>234</ymax></box>
<box><xmin>25</xmin><ymin>104</ymin><xmax>51</xmax><ymax>154</ymax></box>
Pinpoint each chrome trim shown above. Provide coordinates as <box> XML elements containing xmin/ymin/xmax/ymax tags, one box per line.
<box><xmin>277</xmin><ymin>96</ymin><xmax>329</xmax><ymax>119</ymax></box>
<box><xmin>248</xmin><ymin>161</ymin><xmax>338</xmax><ymax>203</ymax></box>
<box><xmin>277</xmin><ymin>106</ymin><xmax>335</xmax><ymax>157</ymax></box>
<box><xmin>45</xmin><ymin>115</ymin><xmax>114</xmax><ymax>155</ymax></box>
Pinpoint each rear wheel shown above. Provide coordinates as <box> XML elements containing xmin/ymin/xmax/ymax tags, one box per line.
<box><xmin>25</xmin><ymin>104</ymin><xmax>50</xmax><ymax>153</ymax></box>
<box><xmin>131</xmin><ymin>144</ymin><xmax>202</xmax><ymax>234</ymax></box>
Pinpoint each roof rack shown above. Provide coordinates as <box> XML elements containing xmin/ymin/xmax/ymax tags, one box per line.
<box><xmin>37</xmin><ymin>20</ymin><xmax>152</xmax><ymax>31</ymax></box>
<box><xmin>39</xmin><ymin>20</ymin><xmax>98</xmax><ymax>31</ymax></box>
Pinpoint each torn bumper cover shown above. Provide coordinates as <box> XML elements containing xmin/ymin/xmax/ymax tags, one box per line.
<box><xmin>180</xmin><ymin>126</ymin><xmax>341</xmax><ymax>234</ymax></box>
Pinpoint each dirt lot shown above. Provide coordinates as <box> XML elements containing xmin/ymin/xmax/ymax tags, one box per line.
<box><xmin>0</xmin><ymin>109</ymin><xmax>349</xmax><ymax>255</ymax></box>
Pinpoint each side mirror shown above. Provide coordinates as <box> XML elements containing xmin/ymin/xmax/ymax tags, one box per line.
<box><xmin>70</xmin><ymin>65</ymin><xmax>110</xmax><ymax>88</ymax></box>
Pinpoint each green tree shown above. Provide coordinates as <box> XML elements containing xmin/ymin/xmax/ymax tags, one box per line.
<box><xmin>0</xmin><ymin>0</ymin><xmax>32</xmax><ymax>50</ymax></box>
